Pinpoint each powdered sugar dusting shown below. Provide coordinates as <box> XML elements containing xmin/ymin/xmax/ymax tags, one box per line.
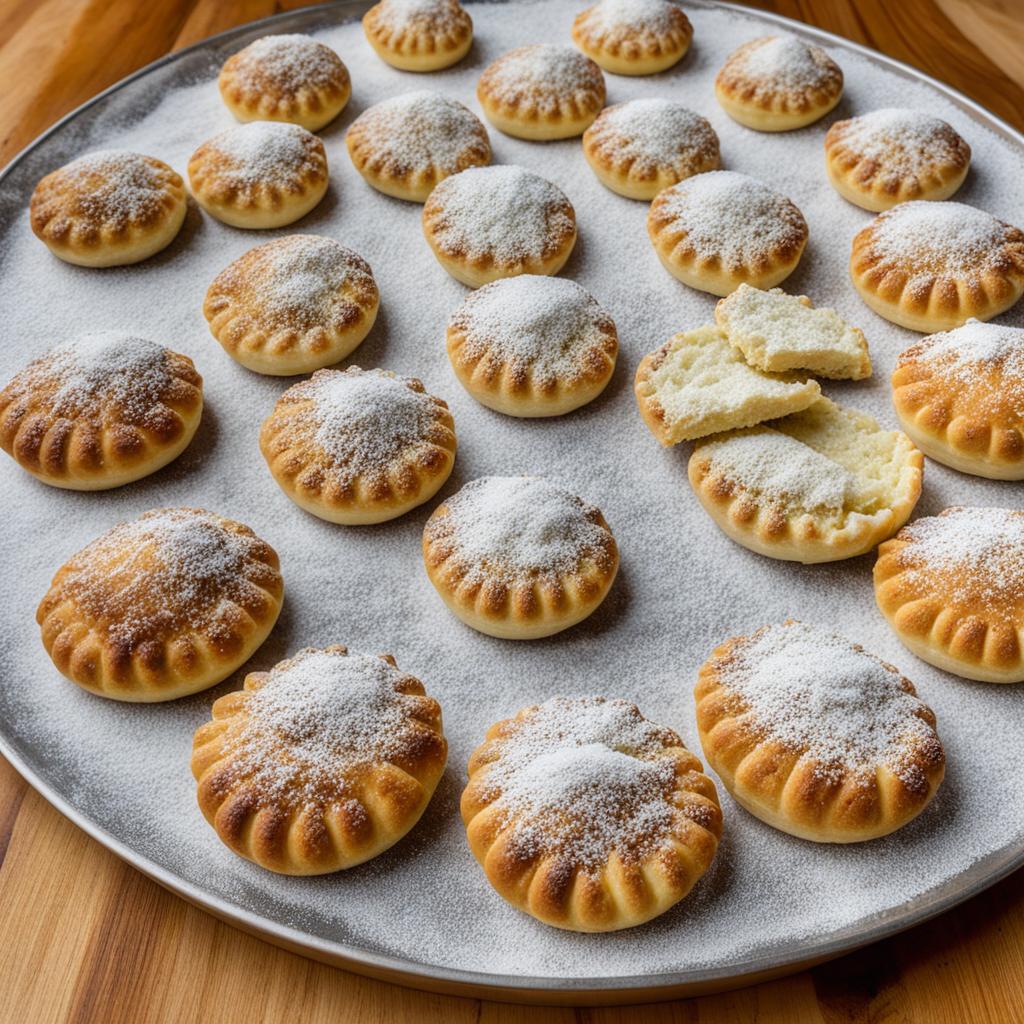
<box><xmin>227</xmin><ymin>34</ymin><xmax>345</xmax><ymax>91</ymax></box>
<box><xmin>911</xmin><ymin>319</ymin><xmax>1024</xmax><ymax>385</ymax></box>
<box><xmin>371</xmin><ymin>0</ymin><xmax>466</xmax><ymax>31</ymax></box>
<box><xmin>732</xmin><ymin>35</ymin><xmax>836</xmax><ymax>90</ymax></box>
<box><xmin>832</xmin><ymin>108</ymin><xmax>967</xmax><ymax>176</ymax></box>
<box><xmin>583</xmin><ymin>0</ymin><xmax>680</xmax><ymax>33</ymax></box>
<box><xmin>197</xmin><ymin>122</ymin><xmax>321</xmax><ymax>186</ymax></box>
<box><xmin>481</xmin><ymin>45</ymin><xmax>601</xmax><ymax>107</ymax></box>
<box><xmin>593</xmin><ymin>99</ymin><xmax>718</xmax><ymax>171</ymax></box>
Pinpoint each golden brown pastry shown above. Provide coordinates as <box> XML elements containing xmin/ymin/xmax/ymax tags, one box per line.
<box><xmin>363</xmin><ymin>0</ymin><xmax>473</xmax><ymax>72</ymax></box>
<box><xmin>571</xmin><ymin>0</ymin><xmax>693</xmax><ymax>76</ymax></box>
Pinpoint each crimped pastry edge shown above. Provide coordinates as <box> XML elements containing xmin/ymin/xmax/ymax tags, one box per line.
<box><xmin>362</xmin><ymin>1</ymin><xmax>473</xmax><ymax>71</ymax></box>
<box><xmin>570</xmin><ymin>3</ymin><xmax>693</xmax><ymax>76</ymax></box>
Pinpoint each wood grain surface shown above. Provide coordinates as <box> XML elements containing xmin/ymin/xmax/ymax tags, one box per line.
<box><xmin>3</xmin><ymin>2</ymin><xmax>1024</xmax><ymax>1021</ymax></box>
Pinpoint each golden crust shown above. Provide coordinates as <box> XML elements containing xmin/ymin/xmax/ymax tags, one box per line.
<box><xmin>30</xmin><ymin>151</ymin><xmax>187</xmax><ymax>267</ymax></box>
<box><xmin>192</xmin><ymin>645</ymin><xmax>447</xmax><ymax>874</ymax></box>
<box><xmin>363</xmin><ymin>0</ymin><xmax>473</xmax><ymax>72</ymax></box>
<box><xmin>461</xmin><ymin>696</ymin><xmax>722</xmax><ymax>931</ymax></box>
<box><xmin>571</xmin><ymin>0</ymin><xmax>693</xmax><ymax>76</ymax></box>
<box><xmin>37</xmin><ymin>508</ymin><xmax>284</xmax><ymax>702</ymax></box>
<box><xmin>260</xmin><ymin>366</ymin><xmax>457</xmax><ymax>525</ymax></box>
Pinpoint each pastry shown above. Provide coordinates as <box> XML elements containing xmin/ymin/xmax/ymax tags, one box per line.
<box><xmin>422</xmin><ymin>476</ymin><xmax>618</xmax><ymax>639</ymax></box>
<box><xmin>825</xmin><ymin>108</ymin><xmax>971</xmax><ymax>212</ymax></box>
<box><xmin>892</xmin><ymin>320</ymin><xmax>1024</xmax><ymax>479</ymax></box>
<box><xmin>0</xmin><ymin>331</ymin><xmax>202</xmax><ymax>490</ymax></box>
<box><xmin>218</xmin><ymin>34</ymin><xmax>351</xmax><ymax>131</ymax></box>
<box><xmin>849</xmin><ymin>200</ymin><xmax>1024</xmax><ymax>332</ymax></box>
<box><xmin>571</xmin><ymin>0</ymin><xmax>693</xmax><ymax>76</ymax></box>
<box><xmin>715</xmin><ymin>35</ymin><xmax>843</xmax><ymax>132</ymax></box>
<box><xmin>634</xmin><ymin>324</ymin><xmax>820</xmax><ymax>445</ymax></box>
<box><xmin>37</xmin><ymin>507</ymin><xmax>283</xmax><ymax>701</ymax></box>
<box><xmin>875</xmin><ymin>506</ymin><xmax>1024</xmax><ymax>683</ymax></box>
<box><xmin>477</xmin><ymin>45</ymin><xmax>606</xmax><ymax>140</ymax></box>
<box><xmin>30</xmin><ymin>150</ymin><xmax>186</xmax><ymax>267</ymax></box>
<box><xmin>688</xmin><ymin>396</ymin><xmax>923</xmax><ymax>563</ymax></box>
<box><xmin>192</xmin><ymin>645</ymin><xmax>447</xmax><ymax>874</ymax></box>
<box><xmin>445</xmin><ymin>275</ymin><xmax>618</xmax><ymax>416</ymax></box>
<box><xmin>363</xmin><ymin>0</ymin><xmax>473</xmax><ymax>72</ymax></box>
<box><xmin>695</xmin><ymin>620</ymin><xmax>944</xmax><ymax>842</ymax></box>
<box><xmin>582</xmin><ymin>99</ymin><xmax>720</xmax><ymax>200</ymax></box>
<box><xmin>715</xmin><ymin>284</ymin><xmax>872</xmax><ymax>380</ymax></box>
<box><xmin>204</xmin><ymin>235</ymin><xmax>379</xmax><ymax>376</ymax></box>
<box><xmin>461</xmin><ymin>695</ymin><xmax>721</xmax><ymax>931</ymax></box>
<box><xmin>260</xmin><ymin>366</ymin><xmax>456</xmax><ymax>525</ymax></box>
<box><xmin>422</xmin><ymin>165</ymin><xmax>576</xmax><ymax>287</ymax></box>
<box><xmin>188</xmin><ymin>122</ymin><xmax>328</xmax><ymax>229</ymax></box>
<box><xmin>647</xmin><ymin>170</ymin><xmax>808</xmax><ymax>295</ymax></box>
<box><xmin>346</xmin><ymin>91</ymin><xmax>491</xmax><ymax>203</ymax></box>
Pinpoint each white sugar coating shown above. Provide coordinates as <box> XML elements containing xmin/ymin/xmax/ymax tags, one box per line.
<box><xmin>371</xmin><ymin>0</ymin><xmax>464</xmax><ymax>29</ymax></box>
<box><xmin>482</xmin><ymin>45</ymin><xmax>601</xmax><ymax>105</ymax></box>
<box><xmin>49</xmin><ymin>150</ymin><xmax>172</xmax><ymax>226</ymax></box>
<box><xmin>3</xmin><ymin>0</ymin><xmax>1024</xmax><ymax>986</ymax></box>
<box><xmin>594</xmin><ymin>99</ymin><xmax>717</xmax><ymax>170</ymax></box>
<box><xmin>197</xmin><ymin>121</ymin><xmax>320</xmax><ymax>185</ymax></box>
<box><xmin>913</xmin><ymin>318</ymin><xmax>1024</xmax><ymax>382</ymax></box>
<box><xmin>732</xmin><ymin>35</ymin><xmax>836</xmax><ymax>90</ymax></box>
<box><xmin>583</xmin><ymin>0</ymin><xmax>681</xmax><ymax>33</ymax></box>
<box><xmin>228</xmin><ymin>34</ymin><xmax>345</xmax><ymax>90</ymax></box>
<box><xmin>834</xmin><ymin>108</ymin><xmax>966</xmax><ymax>170</ymax></box>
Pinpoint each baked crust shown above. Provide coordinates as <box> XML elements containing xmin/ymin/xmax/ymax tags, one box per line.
<box><xmin>363</xmin><ymin>0</ymin><xmax>473</xmax><ymax>72</ymax></box>
<box><xmin>188</xmin><ymin>122</ymin><xmax>328</xmax><ymax>229</ymax></box>
<box><xmin>218</xmin><ymin>34</ymin><xmax>351</xmax><ymax>132</ymax></box>
<box><xmin>849</xmin><ymin>201</ymin><xmax>1024</xmax><ymax>333</ymax></box>
<box><xmin>715</xmin><ymin>35</ymin><xmax>843</xmax><ymax>132</ymax></box>
<box><xmin>30</xmin><ymin>150</ymin><xmax>186</xmax><ymax>267</ymax></box>
<box><xmin>422</xmin><ymin>476</ymin><xmax>618</xmax><ymax>639</ymax></box>
<box><xmin>571</xmin><ymin>0</ymin><xmax>693</xmax><ymax>76</ymax></box>
<box><xmin>695</xmin><ymin>621</ymin><xmax>944</xmax><ymax>842</ymax></box>
<box><xmin>204</xmin><ymin>235</ymin><xmax>379</xmax><ymax>376</ymax></box>
<box><xmin>260</xmin><ymin>366</ymin><xmax>456</xmax><ymax>525</ymax></box>
<box><xmin>37</xmin><ymin>508</ymin><xmax>283</xmax><ymax>701</ymax></box>
<box><xmin>874</xmin><ymin>507</ymin><xmax>1024</xmax><ymax>683</ymax></box>
<box><xmin>192</xmin><ymin>645</ymin><xmax>447</xmax><ymax>874</ymax></box>
<box><xmin>461</xmin><ymin>695</ymin><xmax>721</xmax><ymax>930</ymax></box>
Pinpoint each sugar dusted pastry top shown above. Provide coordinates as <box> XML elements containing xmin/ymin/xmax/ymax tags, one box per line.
<box><xmin>572</xmin><ymin>0</ymin><xmax>693</xmax><ymax>56</ymax></box>
<box><xmin>717</xmin><ymin>35</ymin><xmax>842</xmax><ymax>109</ymax></box>
<box><xmin>364</xmin><ymin>0</ymin><xmax>472</xmax><ymax>53</ymax></box>
<box><xmin>478</xmin><ymin>44</ymin><xmax>605</xmax><ymax>116</ymax></box>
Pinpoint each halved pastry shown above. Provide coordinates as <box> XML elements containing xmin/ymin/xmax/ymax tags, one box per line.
<box><xmin>477</xmin><ymin>44</ymin><xmax>606</xmax><ymax>140</ymax></box>
<box><xmin>689</xmin><ymin>396</ymin><xmax>922</xmax><ymax>563</ymax></box>
<box><xmin>363</xmin><ymin>0</ymin><xmax>473</xmax><ymax>72</ymax></box>
<box><xmin>422</xmin><ymin>476</ymin><xmax>618</xmax><ymax>639</ymax></box>
<box><xmin>260</xmin><ymin>366</ymin><xmax>456</xmax><ymax>524</ymax></box>
<box><xmin>218</xmin><ymin>34</ymin><xmax>351</xmax><ymax>131</ymax></box>
<box><xmin>422</xmin><ymin>165</ymin><xmax>576</xmax><ymax>287</ymax></box>
<box><xmin>461</xmin><ymin>695</ymin><xmax>722</xmax><ymax>930</ymax></box>
<box><xmin>192</xmin><ymin>644</ymin><xmax>447</xmax><ymax>874</ymax></box>
<box><xmin>188</xmin><ymin>122</ymin><xmax>328</xmax><ymax>229</ymax></box>
<box><xmin>445</xmin><ymin>275</ymin><xmax>617</xmax><ymax>416</ymax></box>
<box><xmin>571</xmin><ymin>0</ymin><xmax>693</xmax><ymax>76</ymax></box>
<box><xmin>715</xmin><ymin>35</ymin><xmax>843</xmax><ymax>132</ymax></box>
<box><xmin>634</xmin><ymin>324</ymin><xmax>820</xmax><ymax>445</ymax></box>
<box><xmin>715</xmin><ymin>284</ymin><xmax>872</xmax><ymax>380</ymax></box>
<box><xmin>37</xmin><ymin>507</ymin><xmax>283</xmax><ymax>701</ymax></box>
<box><xmin>825</xmin><ymin>108</ymin><xmax>971</xmax><ymax>212</ymax></box>
<box><xmin>875</xmin><ymin>506</ymin><xmax>1024</xmax><ymax>683</ymax></box>
<box><xmin>204</xmin><ymin>235</ymin><xmax>379</xmax><ymax>376</ymax></box>
<box><xmin>582</xmin><ymin>99</ymin><xmax>720</xmax><ymax>200</ymax></box>
<box><xmin>849</xmin><ymin>200</ymin><xmax>1024</xmax><ymax>332</ymax></box>
<box><xmin>695</xmin><ymin>621</ymin><xmax>944</xmax><ymax>842</ymax></box>
<box><xmin>648</xmin><ymin>170</ymin><xmax>808</xmax><ymax>295</ymax></box>
<box><xmin>346</xmin><ymin>91</ymin><xmax>491</xmax><ymax>203</ymax></box>
<box><xmin>30</xmin><ymin>150</ymin><xmax>187</xmax><ymax>267</ymax></box>
<box><xmin>892</xmin><ymin>320</ymin><xmax>1024</xmax><ymax>479</ymax></box>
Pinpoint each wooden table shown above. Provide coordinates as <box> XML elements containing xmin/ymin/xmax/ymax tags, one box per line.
<box><xmin>2</xmin><ymin>2</ymin><xmax>1024</xmax><ymax>1020</ymax></box>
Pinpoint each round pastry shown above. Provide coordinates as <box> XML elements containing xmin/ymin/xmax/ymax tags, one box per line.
<box><xmin>37</xmin><ymin>507</ymin><xmax>283</xmax><ymax>701</ymax></box>
<box><xmin>582</xmin><ymin>99</ymin><xmax>720</xmax><ymax>200</ymax></box>
<box><xmin>688</xmin><ymin>396</ymin><xmax>923</xmax><ymax>563</ymax></box>
<box><xmin>825</xmin><ymin>108</ymin><xmax>971</xmax><ymax>212</ymax></box>
<box><xmin>695</xmin><ymin>620</ymin><xmax>944</xmax><ymax>842</ymax></box>
<box><xmin>422</xmin><ymin>165</ymin><xmax>576</xmax><ymax>287</ymax></box>
<box><xmin>259</xmin><ymin>366</ymin><xmax>456</xmax><ymax>525</ymax></box>
<box><xmin>192</xmin><ymin>645</ymin><xmax>447</xmax><ymax>874</ymax></box>
<box><xmin>477</xmin><ymin>45</ymin><xmax>606</xmax><ymax>140</ymax></box>
<box><xmin>0</xmin><ymin>332</ymin><xmax>202</xmax><ymax>490</ymax></box>
<box><xmin>461</xmin><ymin>695</ymin><xmax>722</xmax><ymax>931</ymax></box>
<box><xmin>187</xmin><ymin>122</ymin><xmax>328</xmax><ymax>229</ymax></box>
<box><xmin>30</xmin><ymin>150</ymin><xmax>187</xmax><ymax>267</ymax></box>
<box><xmin>648</xmin><ymin>170</ymin><xmax>808</xmax><ymax>295</ymax></box>
<box><xmin>363</xmin><ymin>0</ymin><xmax>473</xmax><ymax>72</ymax></box>
<box><xmin>571</xmin><ymin>0</ymin><xmax>693</xmax><ymax>76</ymax></box>
<box><xmin>715</xmin><ymin>35</ymin><xmax>843</xmax><ymax>132</ymax></box>
<box><xmin>422</xmin><ymin>475</ymin><xmax>618</xmax><ymax>639</ymax></box>
<box><xmin>204</xmin><ymin>235</ymin><xmax>379</xmax><ymax>376</ymax></box>
<box><xmin>849</xmin><ymin>201</ymin><xmax>1024</xmax><ymax>332</ymax></box>
<box><xmin>875</xmin><ymin>506</ymin><xmax>1024</xmax><ymax>683</ymax></box>
<box><xmin>218</xmin><ymin>34</ymin><xmax>351</xmax><ymax>131</ymax></box>
<box><xmin>346</xmin><ymin>91</ymin><xmax>491</xmax><ymax>203</ymax></box>
<box><xmin>445</xmin><ymin>276</ymin><xmax>618</xmax><ymax>416</ymax></box>
<box><xmin>892</xmin><ymin>320</ymin><xmax>1024</xmax><ymax>480</ymax></box>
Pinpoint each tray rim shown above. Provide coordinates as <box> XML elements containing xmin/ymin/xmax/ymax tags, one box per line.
<box><xmin>2</xmin><ymin>0</ymin><xmax>1023</xmax><ymax>1005</ymax></box>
